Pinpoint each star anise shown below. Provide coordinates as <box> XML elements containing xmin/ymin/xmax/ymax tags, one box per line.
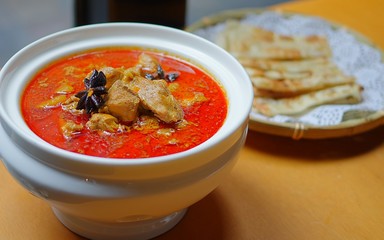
<box><xmin>75</xmin><ymin>70</ymin><xmax>107</xmax><ymax>114</ymax></box>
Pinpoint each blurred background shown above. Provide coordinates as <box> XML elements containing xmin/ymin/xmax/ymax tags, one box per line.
<box><xmin>0</xmin><ymin>0</ymin><xmax>289</xmax><ymax>66</ymax></box>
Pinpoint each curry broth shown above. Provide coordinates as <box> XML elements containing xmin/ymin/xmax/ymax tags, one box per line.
<box><xmin>21</xmin><ymin>48</ymin><xmax>227</xmax><ymax>158</ymax></box>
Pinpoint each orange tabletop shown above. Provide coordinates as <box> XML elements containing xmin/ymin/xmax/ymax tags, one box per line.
<box><xmin>1</xmin><ymin>0</ymin><xmax>384</xmax><ymax>239</ymax></box>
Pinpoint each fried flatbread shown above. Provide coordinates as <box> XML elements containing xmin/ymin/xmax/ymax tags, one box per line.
<box><xmin>245</xmin><ymin>66</ymin><xmax>312</xmax><ymax>79</ymax></box>
<box><xmin>252</xmin><ymin>83</ymin><xmax>363</xmax><ymax>116</ymax></box>
<box><xmin>216</xmin><ymin>20</ymin><xmax>363</xmax><ymax>117</ymax></box>
<box><xmin>249</xmin><ymin>69</ymin><xmax>355</xmax><ymax>94</ymax></box>
<box><xmin>238</xmin><ymin>57</ymin><xmax>331</xmax><ymax>73</ymax></box>
<box><xmin>216</xmin><ymin>20</ymin><xmax>332</xmax><ymax>60</ymax></box>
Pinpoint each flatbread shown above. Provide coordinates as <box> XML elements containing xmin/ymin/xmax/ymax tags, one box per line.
<box><xmin>216</xmin><ymin>20</ymin><xmax>332</xmax><ymax>60</ymax></box>
<box><xmin>215</xmin><ymin>20</ymin><xmax>363</xmax><ymax>117</ymax></box>
<box><xmin>238</xmin><ymin>57</ymin><xmax>331</xmax><ymax>73</ymax></box>
<box><xmin>253</xmin><ymin>83</ymin><xmax>363</xmax><ymax>116</ymax></box>
<box><xmin>248</xmin><ymin>68</ymin><xmax>355</xmax><ymax>94</ymax></box>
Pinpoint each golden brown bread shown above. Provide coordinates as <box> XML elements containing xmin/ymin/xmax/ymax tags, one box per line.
<box><xmin>253</xmin><ymin>83</ymin><xmax>363</xmax><ymax>116</ymax></box>
<box><xmin>214</xmin><ymin>20</ymin><xmax>363</xmax><ymax>117</ymax></box>
<box><xmin>248</xmin><ymin>67</ymin><xmax>355</xmax><ymax>95</ymax></box>
<box><xmin>216</xmin><ymin>20</ymin><xmax>332</xmax><ymax>60</ymax></box>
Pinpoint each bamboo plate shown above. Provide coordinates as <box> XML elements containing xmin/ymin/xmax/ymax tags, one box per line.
<box><xmin>186</xmin><ymin>9</ymin><xmax>384</xmax><ymax>139</ymax></box>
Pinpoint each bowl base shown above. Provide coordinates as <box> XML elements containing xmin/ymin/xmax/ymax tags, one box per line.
<box><xmin>52</xmin><ymin>207</ymin><xmax>187</xmax><ymax>240</ymax></box>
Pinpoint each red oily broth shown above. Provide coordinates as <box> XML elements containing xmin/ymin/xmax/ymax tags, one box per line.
<box><xmin>21</xmin><ymin>48</ymin><xmax>228</xmax><ymax>158</ymax></box>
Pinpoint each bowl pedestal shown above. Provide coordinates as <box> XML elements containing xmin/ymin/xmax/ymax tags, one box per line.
<box><xmin>53</xmin><ymin>207</ymin><xmax>187</xmax><ymax>240</ymax></box>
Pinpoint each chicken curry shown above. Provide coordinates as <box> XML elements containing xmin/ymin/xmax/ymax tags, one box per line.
<box><xmin>21</xmin><ymin>48</ymin><xmax>227</xmax><ymax>158</ymax></box>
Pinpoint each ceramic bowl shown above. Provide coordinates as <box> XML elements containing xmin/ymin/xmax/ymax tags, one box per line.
<box><xmin>0</xmin><ymin>23</ymin><xmax>253</xmax><ymax>240</ymax></box>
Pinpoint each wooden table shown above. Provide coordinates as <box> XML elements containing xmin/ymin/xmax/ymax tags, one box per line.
<box><xmin>1</xmin><ymin>0</ymin><xmax>384</xmax><ymax>239</ymax></box>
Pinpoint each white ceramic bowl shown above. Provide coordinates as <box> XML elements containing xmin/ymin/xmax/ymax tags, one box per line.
<box><xmin>0</xmin><ymin>23</ymin><xmax>253</xmax><ymax>240</ymax></box>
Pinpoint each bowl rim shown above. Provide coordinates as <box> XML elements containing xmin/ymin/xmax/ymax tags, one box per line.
<box><xmin>0</xmin><ymin>22</ymin><xmax>253</xmax><ymax>168</ymax></box>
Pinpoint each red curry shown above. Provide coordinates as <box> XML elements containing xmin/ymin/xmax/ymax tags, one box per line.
<box><xmin>21</xmin><ymin>48</ymin><xmax>227</xmax><ymax>158</ymax></box>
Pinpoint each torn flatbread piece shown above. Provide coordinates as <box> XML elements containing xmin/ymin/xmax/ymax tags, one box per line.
<box><xmin>252</xmin><ymin>83</ymin><xmax>363</xmax><ymax>116</ymax></box>
<box><xmin>238</xmin><ymin>57</ymin><xmax>332</xmax><ymax>73</ymax></box>
<box><xmin>249</xmin><ymin>68</ymin><xmax>355</xmax><ymax>95</ymax></box>
<box><xmin>216</xmin><ymin>20</ymin><xmax>332</xmax><ymax>60</ymax></box>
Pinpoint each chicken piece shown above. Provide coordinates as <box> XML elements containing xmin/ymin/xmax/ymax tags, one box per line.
<box><xmin>61</xmin><ymin>95</ymin><xmax>84</xmax><ymax>115</ymax></box>
<box><xmin>99</xmin><ymin>67</ymin><xmax>125</xmax><ymax>89</ymax></box>
<box><xmin>37</xmin><ymin>95</ymin><xmax>67</xmax><ymax>108</ymax></box>
<box><xmin>122</xmin><ymin>66</ymin><xmax>142</xmax><ymax>82</ymax></box>
<box><xmin>55</xmin><ymin>81</ymin><xmax>74</xmax><ymax>94</ymax></box>
<box><xmin>86</xmin><ymin>113</ymin><xmax>120</xmax><ymax>132</ymax></box>
<box><xmin>128</xmin><ymin>76</ymin><xmax>184</xmax><ymax>123</ymax></box>
<box><xmin>105</xmin><ymin>80</ymin><xmax>140</xmax><ymax>122</ymax></box>
<box><xmin>156</xmin><ymin>128</ymin><xmax>175</xmax><ymax>137</ymax></box>
<box><xmin>167</xmin><ymin>82</ymin><xmax>179</xmax><ymax>92</ymax></box>
<box><xmin>133</xmin><ymin>115</ymin><xmax>160</xmax><ymax>132</ymax></box>
<box><xmin>61</xmin><ymin>120</ymin><xmax>84</xmax><ymax>138</ymax></box>
<box><xmin>137</xmin><ymin>53</ymin><xmax>163</xmax><ymax>79</ymax></box>
<box><xmin>180</xmin><ymin>92</ymin><xmax>208</xmax><ymax>108</ymax></box>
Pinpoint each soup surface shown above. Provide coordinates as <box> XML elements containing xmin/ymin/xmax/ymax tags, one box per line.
<box><xmin>21</xmin><ymin>48</ymin><xmax>227</xmax><ymax>158</ymax></box>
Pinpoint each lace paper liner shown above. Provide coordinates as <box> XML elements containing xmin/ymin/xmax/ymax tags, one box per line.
<box><xmin>193</xmin><ymin>11</ymin><xmax>384</xmax><ymax>126</ymax></box>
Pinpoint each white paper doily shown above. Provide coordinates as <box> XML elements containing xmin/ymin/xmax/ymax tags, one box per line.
<box><xmin>186</xmin><ymin>9</ymin><xmax>384</xmax><ymax>139</ymax></box>
<box><xmin>189</xmin><ymin>10</ymin><xmax>384</xmax><ymax>138</ymax></box>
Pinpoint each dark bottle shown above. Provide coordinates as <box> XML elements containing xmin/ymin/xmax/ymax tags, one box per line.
<box><xmin>75</xmin><ymin>0</ymin><xmax>186</xmax><ymax>29</ymax></box>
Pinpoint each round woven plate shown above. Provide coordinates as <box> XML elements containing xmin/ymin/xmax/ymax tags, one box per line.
<box><xmin>186</xmin><ymin>8</ymin><xmax>384</xmax><ymax>139</ymax></box>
